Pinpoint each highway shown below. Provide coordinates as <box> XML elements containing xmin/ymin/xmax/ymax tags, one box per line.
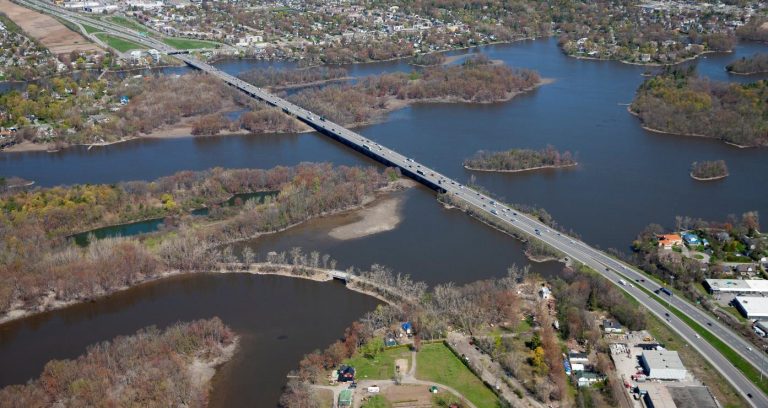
<box><xmin>13</xmin><ymin>1</ymin><xmax>768</xmax><ymax>405</ymax></box>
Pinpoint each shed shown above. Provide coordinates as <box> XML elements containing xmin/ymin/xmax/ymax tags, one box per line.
<box><xmin>338</xmin><ymin>389</ymin><xmax>353</xmax><ymax>407</ymax></box>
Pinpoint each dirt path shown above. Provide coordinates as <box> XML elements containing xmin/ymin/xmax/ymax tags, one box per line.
<box><xmin>0</xmin><ymin>0</ymin><xmax>102</xmax><ymax>55</ymax></box>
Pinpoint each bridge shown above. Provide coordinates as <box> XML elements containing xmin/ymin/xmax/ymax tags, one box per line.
<box><xmin>11</xmin><ymin>1</ymin><xmax>768</xmax><ymax>405</ymax></box>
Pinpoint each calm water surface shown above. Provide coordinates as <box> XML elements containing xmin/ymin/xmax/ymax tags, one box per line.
<box><xmin>0</xmin><ymin>274</ymin><xmax>379</xmax><ymax>407</ymax></box>
<box><xmin>1</xmin><ymin>38</ymin><xmax>767</xmax><ymax>405</ymax></box>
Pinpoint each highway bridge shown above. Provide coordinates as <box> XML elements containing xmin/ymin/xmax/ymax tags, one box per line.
<box><xmin>11</xmin><ymin>1</ymin><xmax>768</xmax><ymax>405</ymax></box>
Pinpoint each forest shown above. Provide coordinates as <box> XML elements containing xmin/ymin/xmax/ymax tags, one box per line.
<box><xmin>0</xmin><ymin>163</ymin><xmax>396</xmax><ymax>317</ymax></box>
<box><xmin>630</xmin><ymin>68</ymin><xmax>768</xmax><ymax>147</ymax></box>
<box><xmin>464</xmin><ymin>145</ymin><xmax>576</xmax><ymax>172</ymax></box>
<box><xmin>726</xmin><ymin>53</ymin><xmax>768</xmax><ymax>75</ymax></box>
<box><xmin>288</xmin><ymin>58</ymin><xmax>540</xmax><ymax>126</ymax></box>
<box><xmin>239</xmin><ymin>66</ymin><xmax>349</xmax><ymax>88</ymax></box>
<box><xmin>690</xmin><ymin>160</ymin><xmax>728</xmax><ymax>180</ymax></box>
<box><xmin>0</xmin><ymin>318</ymin><xmax>236</xmax><ymax>407</ymax></box>
<box><xmin>736</xmin><ymin>18</ymin><xmax>768</xmax><ymax>42</ymax></box>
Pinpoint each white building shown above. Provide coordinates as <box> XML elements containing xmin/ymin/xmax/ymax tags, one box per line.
<box><xmin>734</xmin><ymin>296</ymin><xmax>768</xmax><ymax>319</ymax></box>
<box><xmin>640</xmin><ymin>350</ymin><xmax>687</xmax><ymax>381</ymax></box>
<box><xmin>704</xmin><ymin>279</ymin><xmax>768</xmax><ymax>295</ymax></box>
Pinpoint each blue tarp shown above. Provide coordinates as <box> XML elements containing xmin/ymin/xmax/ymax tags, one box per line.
<box><xmin>401</xmin><ymin>322</ymin><xmax>412</xmax><ymax>331</ymax></box>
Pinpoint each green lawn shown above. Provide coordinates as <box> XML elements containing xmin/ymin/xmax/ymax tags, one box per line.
<box><xmin>416</xmin><ymin>343</ymin><xmax>500</xmax><ymax>408</ymax></box>
<box><xmin>109</xmin><ymin>16</ymin><xmax>148</xmax><ymax>33</ymax></box>
<box><xmin>162</xmin><ymin>37</ymin><xmax>220</xmax><ymax>50</ymax></box>
<box><xmin>360</xmin><ymin>395</ymin><xmax>392</xmax><ymax>408</ymax></box>
<box><xmin>95</xmin><ymin>33</ymin><xmax>145</xmax><ymax>52</ymax></box>
<box><xmin>81</xmin><ymin>24</ymin><xmax>101</xmax><ymax>34</ymax></box>
<box><xmin>343</xmin><ymin>346</ymin><xmax>411</xmax><ymax>380</ymax></box>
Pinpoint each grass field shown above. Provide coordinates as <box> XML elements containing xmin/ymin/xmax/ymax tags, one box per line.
<box><xmin>81</xmin><ymin>24</ymin><xmax>101</xmax><ymax>34</ymax></box>
<box><xmin>416</xmin><ymin>343</ymin><xmax>500</xmax><ymax>408</ymax></box>
<box><xmin>109</xmin><ymin>16</ymin><xmax>148</xmax><ymax>33</ymax></box>
<box><xmin>95</xmin><ymin>33</ymin><xmax>144</xmax><ymax>52</ymax></box>
<box><xmin>360</xmin><ymin>395</ymin><xmax>392</xmax><ymax>408</ymax></box>
<box><xmin>344</xmin><ymin>346</ymin><xmax>411</xmax><ymax>380</ymax></box>
<box><xmin>162</xmin><ymin>37</ymin><xmax>220</xmax><ymax>50</ymax></box>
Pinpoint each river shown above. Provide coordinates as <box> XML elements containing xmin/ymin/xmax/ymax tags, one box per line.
<box><xmin>1</xmin><ymin>38</ymin><xmax>767</xmax><ymax>406</ymax></box>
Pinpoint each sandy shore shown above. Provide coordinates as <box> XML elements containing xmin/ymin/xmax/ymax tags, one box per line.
<box><xmin>690</xmin><ymin>173</ymin><xmax>729</xmax><ymax>181</ymax></box>
<box><xmin>464</xmin><ymin>162</ymin><xmax>578</xmax><ymax>173</ymax></box>
<box><xmin>328</xmin><ymin>195</ymin><xmax>404</xmax><ymax>240</ymax></box>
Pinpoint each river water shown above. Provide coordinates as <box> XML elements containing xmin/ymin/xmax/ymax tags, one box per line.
<box><xmin>1</xmin><ymin>38</ymin><xmax>767</xmax><ymax>406</ymax></box>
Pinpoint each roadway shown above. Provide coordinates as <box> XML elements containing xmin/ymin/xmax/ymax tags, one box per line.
<box><xmin>14</xmin><ymin>2</ymin><xmax>768</xmax><ymax>405</ymax></box>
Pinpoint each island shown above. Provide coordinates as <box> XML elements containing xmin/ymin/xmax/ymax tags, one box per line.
<box><xmin>463</xmin><ymin>145</ymin><xmax>577</xmax><ymax>173</ymax></box>
<box><xmin>690</xmin><ymin>160</ymin><xmax>729</xmax><ymax>181</ymax></box>
<box><xmin>629</xmin><ymin>68</ymin><xmax>768</xmax><ymax>147</ymax></box>
<box><xmin>284</xmin><ymin>56</ymin><xmax>543</xmax><ymax>128</ymax></box>
<box><xmin>0</xmin><ymin>318</ymin><xmax>237</xmax><ymax>406</ymax></box>
<box><xmin>726</xmin><ymin>53</ymin><xmax>768</xmax><ymax>75</ymax></box>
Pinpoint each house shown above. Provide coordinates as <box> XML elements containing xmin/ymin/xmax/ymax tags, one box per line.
<box><xmin>576</xmin><ymin>371</ymin><xmax>604</xmax><ymax>387</ymax></box>
<box><xmin>736</xmin><ymin>264</ymin><xmax>757</xmax><ymax>277</ymax></box>
<box><xmin>715</xmin><ymin>231</ymin><xmax>731</xmax><ymax>242</ymax></box>
<box><xmin>682</xmin><ymin>232</ymin><xmax>701</xmax><ymax>246</ymax></box>
<box><xmin>539</xmin><ymin>286</ymin><xmax>551</xmax><ymax>300</ymax></box>
<box><xmin>658</xmin><ymin>234</ymin><xmax>683</xmax><ymax>249</ymax></box>
<box><xmin>603</xmin><ymin>319</ymin><xmax>623</xmax><ymax>334</ymax></box>
<box><xmin>568</xmin><ymin>352</ymin><xmax>589</xmax><ymax>365</ymax></box>
<box><xmin>337</xmin><ymin>365</ymin><xmax>355</xmax><ymax>382</ymax></box>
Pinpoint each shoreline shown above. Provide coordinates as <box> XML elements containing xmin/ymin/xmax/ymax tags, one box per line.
<box><xmin>0</xmin><ymin>179</ymin><xmax>413</xmax><ymax>325</ymax></box>
<box><xmin>464</xmin><ymin>162</ymin><xmax>578</xmax><ymax>173</ymax></box>
<box><xmin>690</xmin><ymin>172</ymin><xmax>729</xmax><ymax>181</ymax></box>
<box><xmin>568</xmin><ymin>49</ymin><xmax>723</xmax><ymax>67</ymax></box>
<box><xmin>626</xmin><ymin>106</ymin><xmax>756</xmax><ymax>149</ymax></box>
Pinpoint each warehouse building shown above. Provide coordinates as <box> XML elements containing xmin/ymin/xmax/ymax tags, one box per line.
<box><xmin>703</xmin><ymin>279</ymin><xmax>768</xmax><ymax>295</ymax></box>
<box><xmin>641</xmin><ymin>350</ymin><xmax>687</xmax><ymax>381</ymax></box>
<box><xmin>733</xmin><ymin>296</ymin><xmax>768</xmax><ymax>319</ymax></box>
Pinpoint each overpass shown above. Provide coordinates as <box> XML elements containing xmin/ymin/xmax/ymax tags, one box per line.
<box><xmin>13</xmin><ymin>2</ymin><xmax>768</xmax><ymax>405</ymax></box>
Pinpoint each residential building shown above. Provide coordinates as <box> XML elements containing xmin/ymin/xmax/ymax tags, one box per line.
<box><xmin>603</xmin><ymin>319</ymin><xmax>623</xmax><ymax>334</ymax></box>
<box><xmin>641</xmin><ymin>350</ymin><xmax>687</xmax><ymax>380</ymax></box>
<box><xmin>658</xmin><ymin>234</ymin><xmax>683</xmax><ymax>249</ymax></box>
<box><xmin>681</xmin><ymin>232</ymin><xmax>701</xmax><ymax>246</ymax></box>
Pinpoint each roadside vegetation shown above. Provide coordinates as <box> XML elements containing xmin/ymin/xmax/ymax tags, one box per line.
<box><xmin>690</xmin><ymin>160</ymin><xmax>728</xmax><ymax>180</ymax></box>
<box><xmin>726</xmin><ymin>53</ymin><xmax>768</xmax><ymax>75</ymax></box>
<box><xmin>288</xmin><ymin>56</ymin><xmax>540</xmax><ymax>127</ymax></box>
<box><xmin>0</xmin><ymin>318</ymin><xmax>237</xmax><ymax>407</ymax></box>
<box><xmin>464</xmin><ymin>145</ymin><xmax>576</xmax><ymax>172</ymax></box>
<box><xmin>95</xmin><ymin>33</ymin><xmax>145</xmax><ymax>52</ymax></box>
<box><xmin>630</xmin><ymin>67</ymin><xmax>768</xmax><ymax>147</ymax></box>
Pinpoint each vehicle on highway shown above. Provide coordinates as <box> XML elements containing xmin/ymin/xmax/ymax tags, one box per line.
<box><xmin>619</xmin><ymin>279</ymin><xmax>627</xmax><ymax>286</ymax></box>
<box><xmin>491</xmin><ymin>209</ymin><xmax>498</xmax><ymax>215</ymax></box>
<box><xmin>659</xmin><ymin>288</ymin><xmax>673</xmax><ymax>296</ymax></box>
<box><xmin>534</xmin><ymin>229</ymin><xmax>541</xmax><ymax>235</ymax></box>
<box><xmin>363</xmin><ymin>145</ymin><xmax>371</xmax><ymax>151</ymax></box>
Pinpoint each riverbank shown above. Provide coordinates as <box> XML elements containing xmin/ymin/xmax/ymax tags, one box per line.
<box><xmin>328</xmin><ymin>194</ymin><xmax>405</xmax><ymax>240</ymax></box>
<box><xmin>464</xmin><ymin>162</ymin><xmax>578</xmax><ymax>173</ymax></box>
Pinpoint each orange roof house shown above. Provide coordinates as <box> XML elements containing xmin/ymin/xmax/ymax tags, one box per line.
<box><xmin>658</xmin><ymin>234</ymin><xmax>683</xmax><ymax>249</ymax></box>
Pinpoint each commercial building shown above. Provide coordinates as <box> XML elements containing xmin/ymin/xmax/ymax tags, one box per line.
<box><xmin>703</xmin><ymin>278</ymin><xmax>768</xmax><ymax>295</ymax></box>
<box><xmin>733</xmin><ymin>296</ymin><xmax>768</xmax><ymax>319</ymax></box>
<box><xmin>640</xmin><ymin>350</ymin><xmax>687</xmax><ymax>380</ymax></box>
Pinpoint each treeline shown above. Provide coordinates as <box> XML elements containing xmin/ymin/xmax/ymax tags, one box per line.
<box><xmin>736</xmin><ymin>19</ymin><xmax>768</xmax><ymax>42</ymax></box>
<box><xmin>726</xmin><ymin>53</ymin><xmax>768</xmax><ymax>74</ymax></box>
<box><xmin>288</xmin><ymin>59</ymin><xmax>540</xmax><ymax>126</ymax></box>
<box><xmin>0</xmin><ymin>164</ymin><xmax>395</xmax><ymax>315</ymax></box>
<box><xmin>464</xmin><ymin>145</ymin><xmax>576</xmax><ymax>172</ymax></box>
<box><xmin>0</xmin><ymin>318</ymin><xmax>236</xmax><ymax>407</ymax></box>
<box><xmin>411</xmin><ymin>52</ymin><xmax>446</xmax><ymax>66</ymax></box>
<box><xmin>630</xmin><ymin>68</ymin><xmax>768</xmax><ymax>147</ymax></box>
<box><xmin>690</xmin><ymin>160</ymin><xmax>728</xmax><ymax>180</ymax></box>
<box><xmin>239</xmin><ymin>66</ymin><xmax>348</xmax><ymax>88</ymax></box>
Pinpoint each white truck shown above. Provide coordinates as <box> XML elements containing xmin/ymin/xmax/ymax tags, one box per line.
<box><xmin>618</xmin><ymin>279</ymin><xmax>627</xmax><ymax>286</ymax></box>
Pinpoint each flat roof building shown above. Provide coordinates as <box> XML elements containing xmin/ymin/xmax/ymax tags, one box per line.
<box><xmin>703</xmin><ymin>279</ymin><xmax>768</xmax><ymax>295</ymax></box>
<box><xmin>641</xmin><ymin>350</ymin><xmax>687</xmax><ymax>381</ymax></box>
<box><xmin>733</xmin><ymin>296</ymin><xmax>768</xmax><ymax>319</ymax></box>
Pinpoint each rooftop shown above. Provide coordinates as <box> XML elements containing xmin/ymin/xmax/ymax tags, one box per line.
<box><xmin>642</xmin><ymin>350</ymin><xmax>686</xmax><ymax>371</ymax></box>
<box><xmin>734</xmin><ymin>296</ymin><xmax>768</xmax><ymax>317</ymax></box>
<box><xmin>704</xmin><ymin>279</ymin><xmax>768</xmax><ymax>293</ymax></box>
